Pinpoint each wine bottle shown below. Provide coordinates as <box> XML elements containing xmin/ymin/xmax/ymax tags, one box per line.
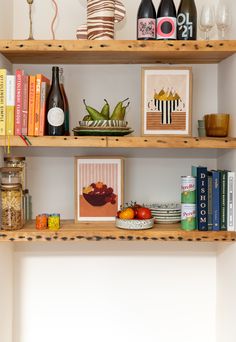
<box><xmin>137</xmin><ymin>0</ymin><xmax>156</xmax><ymax>40</ymax></box>
<box><xmin>46</xmin><ymin>66</ymin><xmax>65</xmax><ymax>136</ymax></box>
<box><xmin>156</xmin><ymin>0</ymin><xmax>177</xmax><ymax>40</ymax></box>
<box><xmin>177</xmin><ymin>0</ymin><xmax>197</xmax><ymax>40</ymax></box>
<box><xmin>59</xmin><ymin>68</ymin><xmax>70</xmax><ymax>136</ymax></box>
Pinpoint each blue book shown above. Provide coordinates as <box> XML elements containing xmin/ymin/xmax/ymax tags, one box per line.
<box><xmin>211</xmin><ymin>170</ymin><xmax>221</xmax><ymax>231</ymax></box>
<box><xmin>208</xmin><ymin>172</ymin><xmax>213</xmax><ymax>230</ymax></box>
<box><xmin>197</xmin><ymin>166</ymin><xmax>208</xmax><ymax>231</ymax></box>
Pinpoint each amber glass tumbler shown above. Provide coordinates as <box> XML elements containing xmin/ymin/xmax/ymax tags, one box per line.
<box><xmin>204</xmin><ymin>114</ymin><xmax>230</xmax><ymax>137</ymax></box>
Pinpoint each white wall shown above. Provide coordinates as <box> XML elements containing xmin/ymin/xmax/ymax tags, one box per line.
<box><xmin>0</xmin><ymin>244</ymin><xmax>13</xmax><ymax>342</ymax></box>
<box><xmin>14</xmin><ymin>242</ymin><xmax>217</xmax><ymax>342</ymax></box>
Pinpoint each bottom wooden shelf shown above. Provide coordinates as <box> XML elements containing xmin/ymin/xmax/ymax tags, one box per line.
<box><xmin>0</xmin><ymin>220</ymin><xmax>235</xmax><ymax>242</ymax></box>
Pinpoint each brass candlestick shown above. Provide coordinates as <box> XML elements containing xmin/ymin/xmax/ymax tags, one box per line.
<box><xmin>27</xmin><ymin>0</ymin><xmax>34</xmax><ymax>40</ymax></box>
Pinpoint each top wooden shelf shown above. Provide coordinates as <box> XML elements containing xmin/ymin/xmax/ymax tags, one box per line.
<box><xmin>0</xmin><ymin>40</ymin><xmax>235</xmax><ymax>65</ymax></box>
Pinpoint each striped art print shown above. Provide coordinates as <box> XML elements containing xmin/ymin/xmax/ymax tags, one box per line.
<box><xmin>142</xmin><ymin>68</ymin><xmax>192</xmax><ymax>136</ymax></box>
<box><xmin>75</xmin><ymin>157</ymin><xmax>123</xmax><ymax>222</ymax></box>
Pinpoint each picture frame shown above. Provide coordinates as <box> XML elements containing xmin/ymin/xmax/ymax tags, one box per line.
<box><xmin>75</xmin><ymin>157</ymin><xmax>124</xmax><ymax>222</ymax></box>
<box><xmin>141</xmin><ymin>67</ymin><xmax>192</xmax><ymax>136</ymax></box>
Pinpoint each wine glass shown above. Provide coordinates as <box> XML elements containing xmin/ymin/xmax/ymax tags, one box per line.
<box><xmin>200</xmin><ymin>5</ymin><xmax>215</xmax><ymax>40</ymax></box>
<box><xmin>216</xmin><ymin>2</ymin><xmax>231</xmax><ymax>40</ymax></box>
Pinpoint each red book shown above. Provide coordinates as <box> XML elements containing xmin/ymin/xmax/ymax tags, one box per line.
<box><xmin>14</xmin><ymin>69</ymin><xmax>24</xmax><ymax>135</ymax></box>
<box><xmin>21</xmin><ymin>75</ymin><xmax>29</xmax><ymax>136</ymax></box>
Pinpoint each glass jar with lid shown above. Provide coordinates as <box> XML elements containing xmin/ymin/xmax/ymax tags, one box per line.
<box><xmin>4</xmin><ymin>157</ymin><xmax>26</xmax><ymax>190</ymax></box>
<box><xmin>0</xmin><ymin>167</ymin><xmax>22</xmax><ymax>185</ymax></box>
<box><xmin>1</xmin><ymin>183</ymin><xmax>23</xmax><ymax>230</ymax></box>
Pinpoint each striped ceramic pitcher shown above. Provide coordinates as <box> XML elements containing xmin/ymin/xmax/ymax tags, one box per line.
<box><xmin>77</xmin><ymin>0</ymin><xmax>126</xmax><ymax>40</ymax></box>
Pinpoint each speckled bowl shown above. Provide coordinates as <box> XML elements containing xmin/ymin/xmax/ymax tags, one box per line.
<box><xmin>116</xmin><ymin>218</ymin><xmax>154</xmax><ymax>230</ymax></box>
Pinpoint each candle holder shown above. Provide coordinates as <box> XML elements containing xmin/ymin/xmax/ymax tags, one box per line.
<box><xmin>26</xmin><ymin>0</ymin><xmax>34</xmax><ymax>40</ymax></box>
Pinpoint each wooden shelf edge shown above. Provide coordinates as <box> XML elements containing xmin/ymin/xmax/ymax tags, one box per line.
<box><xmin>0</xmin><ymin>135</ymin><xmax>108</xmax><ymax>147</ymax></box>
<box><xmin>1</xmin><ymin>136</ymin><xmax>236</xmax><ymax>149</ymax></box>
<box><xmin>0</xmin><ymin>40</ymin><xmax>235</xmax><ymax>64</ymax></box>
<box><xmin>0</xmin><ymin>221</ymin><xmax>235</xmax><ymax>242</ymax></box>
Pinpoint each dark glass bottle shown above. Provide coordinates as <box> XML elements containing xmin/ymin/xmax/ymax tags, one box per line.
<box><xmin>156</xmin><ymin>0</ymin><xmax>177</xmax><ymax>40</ymax></box>
<box><xmin>137</xmin><ymin>0</ymin><xmax>156</xmax><ymax>40</ymax></box>
<box><xmin>46</xmin><ymin>66</ymin><xmax>65</xmax><ymax>136</ymax></box>
<box><xmin>177</xmin><ymin>0</ymin><xmax>197</xmax><ymax>40</ymax></box>
<box><xmin>59</xmin><ymin>68</ymin><xmax>70</xmax><ymax>136</ymax></box>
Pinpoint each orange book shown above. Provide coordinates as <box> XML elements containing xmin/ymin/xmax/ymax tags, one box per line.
<box><xmin>28</xmin><ymin>75</ymin><xmax>36</xmax><ymax>136</ymax></box>
<box><xmin>34</xmin><ymin>74</ymin><xmax>50</xmax><ymax>136</ymax></box>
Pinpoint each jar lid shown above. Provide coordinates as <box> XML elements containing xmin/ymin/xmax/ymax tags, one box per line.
<box><xmin>0</xmin><ymin>167</ymin><xmax>22</xmax><ymax>172</ymax></box>
<box><xmin>1</xmin><ymin>184</ymin><xmax>22</xmax><ymax>189</ymax></box>
<box><xmin>4</xmin><ymin>156</ymin><xmax>25</xmax><ymax>161</ymax></box>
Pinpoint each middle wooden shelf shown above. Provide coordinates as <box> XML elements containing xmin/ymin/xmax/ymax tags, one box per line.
<box><xmin>1</xmin><ymin>136</ymin><xmax>236</xmax><ymax>149</ymax></box>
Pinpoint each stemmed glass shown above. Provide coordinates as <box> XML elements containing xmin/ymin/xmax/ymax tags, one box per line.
<box><xmin>216</xmin><ymin>2</ymin><xmax>231</xmax><ymax>40</ymax></box>
<box><xmin>200</xmin><ymin>5</ymin><xmax>215</xmax><ymax>40</ymax></box>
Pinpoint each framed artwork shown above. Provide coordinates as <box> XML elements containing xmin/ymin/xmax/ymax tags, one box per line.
<box><xmin>75</xmin><ymin>157</ymin><xmax>123</xmax><ymax>222</ymax></box>
<box><xmin>141</xmin><ymin>67</ymin><xmax>192</xmax><ymax>136</ymax></box>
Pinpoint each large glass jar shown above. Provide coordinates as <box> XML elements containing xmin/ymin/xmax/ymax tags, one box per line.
<box><xmin>1</xmin><ymin>184</ymin><xmax>23</xmax><ymax>230</ymax></box>
<box><xmin>4</xmin><ymin>157</ymin><xmax>26</xmax><ymax>190</ymax></box>
<box><xmin>0</xmin><ymin>167</ymin><xmax>22</xmax><ymax>185</ymax></box>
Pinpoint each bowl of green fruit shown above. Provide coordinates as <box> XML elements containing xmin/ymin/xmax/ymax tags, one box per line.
<box><xmin>73</xmin><ymin>98</ymin><xmax>133</xmax><ymax>136</ymax></box>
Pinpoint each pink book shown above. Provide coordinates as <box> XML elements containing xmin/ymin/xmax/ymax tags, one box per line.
<box><xmin>21</xmin><ymin>75</ymin><xmax>29</xmax><ymax>136</ymax></box>
<box><xmin>14</xmin><ymin>69</ymin><xmax>24</xmax><ymax>135</ymax></box>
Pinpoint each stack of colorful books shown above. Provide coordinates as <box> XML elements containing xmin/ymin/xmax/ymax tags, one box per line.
<box><xmin>0</xmin><ymin>69</ymin><xmax>50</xmax><ymax>137</ymax></box>
<box><xmin>191</xmin><ymin>166</ymin><xmax>235</xmax><ymax>231</ymax></box>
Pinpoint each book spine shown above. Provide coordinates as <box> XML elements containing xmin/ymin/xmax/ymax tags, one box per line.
<box><xmin>208</xmin><ymin>173</ymin><xmax>213</xmax><ymax>230</ymax></box>
<box><xmin>39</xmin><ymin>82</ymin><xmax>49</xmax><ymax>136</ymax></box>
<box><xmin>191</xmin><ymin>165</ymin><xmax>198</xmax><ymax>229</ymax></box>
<box><xmin>14</xmin><ymin>69</ymin><xmax>24</xmax><ymax>135</ymax></box>
<box><xmin>28</xmin><ymin>75</ymin><xmax>36</xmax><ymax>136</ymax></box>
<box><xmin>6</xmin><ymin>75</ymin><xmax>15</xmax><ymax>136</ymax></box>
<box><xmin>212</xmin><ymin>171</ymin><xmax>220</xmax><ymax>231</ymax></box>
<box><xmin>227</xmin><ymin>171</ymin><xmax>235</xmax><ymax>231</ymax></box>
<box><xmin>197</xmin><ymin>167</ymin><xmax>208</xmax><ymax>231</ymax></box>
<box><xmin>34</xmin><ymin>74</ymin><xmax>50</xmax><ymax>136</ymax></box>
<box><xmin>0</xmin><ymin>69</ymin><xmax>6</xmax><ymax>136</ymax></box>
<box><xmin>21</xmin><ymin>75</ymin><xmax>29</xmax><ymax>136</ymax></box>
<box><xmin>34</xmin><ymin>75</ymin><xmax>41</xmax><ymax>136</ymax></box>
<box><xmin>220</xmin><ymin>170</ymin><xmax>227</xmax><ymax>230</ymax></box>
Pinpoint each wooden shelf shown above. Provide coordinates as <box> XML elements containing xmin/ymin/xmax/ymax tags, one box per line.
<box><xmin>1</xmin><ymin>135</ymin><xmax>236</xmax><ymax>149</ymax></box>
<box><xmin>0</xmin><ymin>221</ymin><xmax>235</xmax><ymax>242</ymax></box>
<box><xmin>0</xmin><ymin>40</ymin><xmax>235</xmax><ymax>64</ymax></box>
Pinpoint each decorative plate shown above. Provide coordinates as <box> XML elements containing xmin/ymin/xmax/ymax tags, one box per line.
<box><xmin>116</xmin><ymin>218</ymin><xmax>154</xmax><ymax>230</ymax></box>
<box><xmin>79</xmin><ymin>120</ymin><xmax>128</xmax><ymax>128</ymax></box>
<box><xmin>73</xmin><ymin>128</ymin><xmax>134</xmax><ymax>136</ymax></box>
<box><xmin>148</xmin><ymin>203</ymin><xmax>181</xmax><ymax>211</ymax></box>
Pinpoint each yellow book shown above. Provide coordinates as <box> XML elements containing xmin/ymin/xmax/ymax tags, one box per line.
<box><xmin>0</xmin><ymin>69</ymin><xmax>6</xmax><ymax>135</ymax></box>
<box><xmin>6</xmin><ymin>75</ymin><xmax>15</xmax><ymax>136</ymax></box>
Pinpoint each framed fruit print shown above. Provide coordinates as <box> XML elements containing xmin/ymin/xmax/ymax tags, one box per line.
<box><xmin>141</xmin><ymin>67</ymin><xmax>192</xmax><ymax>136</ymax></box>
<box><xmin>75</xmin><ymin>157</ymin><xmax>124</xmax><ymax>222</ymax></box>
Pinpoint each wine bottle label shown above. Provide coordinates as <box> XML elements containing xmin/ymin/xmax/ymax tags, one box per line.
<box><xmin>138</xmin><ymin>18</ymin><xmax>156</xmax><ymax>39</ymax></box>
<box><xmin>47</xmin><ymin>107</ymin><xmax>65</xmax><ymax>127</ymax></box>
<box><xmin>156</xmin><ymin>17</ymin><xmax>176</xmax><ymax>39</ymax></box>
<box><xmin>177</xmin><ymin>13</ymin><xmax>194</xmax><ymax>39</ymax></box>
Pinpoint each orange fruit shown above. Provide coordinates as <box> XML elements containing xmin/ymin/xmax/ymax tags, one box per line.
<box><xmin>119</xmin><ymin>208</ymin><xmax>135</xmax><ymax>220</ymax></box>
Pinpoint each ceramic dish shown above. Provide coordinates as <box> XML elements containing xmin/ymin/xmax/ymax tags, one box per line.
<box><xmin>79</xmin><ymin>120</ymin><xmax>128</xmax><ymax>128</ymax></box>
<box><xmin>148</xmin><ymin>203</ymin><xmax>181</xmax><ymax>211</ymax></box>
<box><xmin>73</xmin><ymin>128</ymin><xmax>133</xmax><ymax>136</ymax></box>
<box><xmin>116</xmin><ymin>217</ymin><xmax>154</xmax><ymax>230</ymax></box>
